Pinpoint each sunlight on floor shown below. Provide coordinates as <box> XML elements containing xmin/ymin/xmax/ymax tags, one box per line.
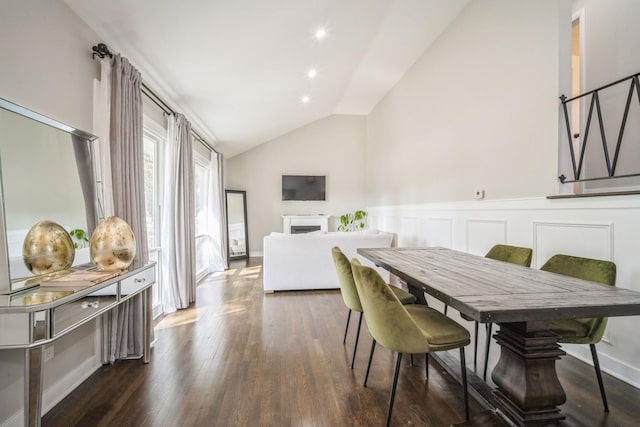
<box><xmin>221</xmin><ymin>302</ymin><xmax>248</xmax><ymax>315</ymax></box>
<box><xmin>155</xmin><ymin>307</ymin><xmax>207</xmax><ymax>329</ymax></box>
<box><xmin>239</xmin><ymin>265</ymin><xmax>262</xmax><ymax>276</ymax></box>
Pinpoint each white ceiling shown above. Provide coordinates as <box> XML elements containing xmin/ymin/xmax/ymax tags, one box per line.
<box><xmin>66</xmin><ymin>0</ymin><xmax>469</xmax><ymax>157</ymax></box>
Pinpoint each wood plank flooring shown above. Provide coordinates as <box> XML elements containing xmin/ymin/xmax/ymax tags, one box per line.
<box><xmin>43</xmin><ymin>258</ymin><xmax>640</xmax><ymax>426</ymax></box>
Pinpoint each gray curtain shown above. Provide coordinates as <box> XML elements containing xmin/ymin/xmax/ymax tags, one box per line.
<box><xmin>217</xmin><ymin>153</ymin><xmax>228</xmax><ymax>270</ymax></box>
<box><xmin>71</xmin><ymin>135</ymin><xmax>97</xmax><ymax>235</ymax></box>
<box><xmin>104</xmin><ymin>54</ymin><xmax>149</xmax><ymax>362</ymax></box>
<box><xmin>161</xmin><ymin>113</ymin><xmax>196</xmax><ymax>312</ymax></box>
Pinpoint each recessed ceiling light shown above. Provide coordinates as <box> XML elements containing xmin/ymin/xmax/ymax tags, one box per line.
<box><xmin>315</xmin><ymin>28</ymin><xmax>327</xmax><ymax>39</ymax></box>
<box><xmin>307</xmin><ymin>69</ymin><xmax>317</xmax><ymax>79</ymax></box>
<box><xmin>301</xmin><ymin>96</ymin><xmax>310</xmax><ymax>104</ymax></box>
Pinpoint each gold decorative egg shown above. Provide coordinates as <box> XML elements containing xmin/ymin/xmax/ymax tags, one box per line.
<box><xmin>22</xmin><ymin>220</ymin><xmax>75</xmax><ymax>275</ymax></box>
<box><xmin>90</xmin><ymin>216</ymin><xmax>136</xmax><ymax>271</ymax></box>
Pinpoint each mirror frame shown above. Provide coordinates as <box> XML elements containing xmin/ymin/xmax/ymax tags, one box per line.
<box><xmin>225</xmin><ymin>190</ymin><xmax>249</xmax><ymax>260</ymax></box>
<box><xmin>0</xmin><ymin>98</ymin><xmax>98</xmax><ymax>294</ymax></box>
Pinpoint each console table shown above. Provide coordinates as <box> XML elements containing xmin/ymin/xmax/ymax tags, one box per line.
<box><xmin>0</xmin><ymin>263</ymin><xmax>155</xmax><ymax>427</ymax></box>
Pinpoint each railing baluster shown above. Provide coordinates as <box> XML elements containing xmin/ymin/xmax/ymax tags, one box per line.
<box><xmin>559</xmin><ymin>72</ymin><xmax>640</xmax><ymax>184</ymax></box>
<box><xmin>576</xmin><ymin>94</ymin><xmax>597</xmax><ymax>179</ymax></box>
<box><xmin>594</xmin><ymin>92</ymin><xmax>612</xmax><ymax>176</ymax></box>
<box><xmin>611</xmin><ymin>77</ymin><xmax>637</xmax><ymax>176</ymax></box>
<box><xmin>560</xmin><ymin>95</ymin><xmax>578</xmax><ymax>180</ymax></box>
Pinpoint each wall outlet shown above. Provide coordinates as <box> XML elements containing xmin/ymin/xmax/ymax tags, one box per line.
<box><xmin>44</xmin><ymin>345</ymin><xmax>54</xmax><ymax>362</ymax></box>
<box><xmin>474</xmin><ymin>189</ymin><xmax>485</xmax><ymax>199</ymax></box>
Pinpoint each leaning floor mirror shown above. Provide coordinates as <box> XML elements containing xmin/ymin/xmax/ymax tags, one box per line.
<box><xmin>0</xmin><ymin>98</ymin><xmax>98</xmax><ymax>294</ymax></box>
<box><xmin>225</xmin><ymin>190</ymin><xmax>248</xmax><ymax>260</ymax></box>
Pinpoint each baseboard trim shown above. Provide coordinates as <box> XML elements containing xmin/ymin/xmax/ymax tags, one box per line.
<box><xmin>564</xmin><ymin>345</ymin><xmax>640</xmax><ymax>390</ymax></box>
<box><xmin>42</xmin><ymin>354</ymin><xmax>102</xmax><ymax>414</ymax></box>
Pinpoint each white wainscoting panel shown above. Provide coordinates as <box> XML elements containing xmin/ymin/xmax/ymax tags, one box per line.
<box><xmin>399</xmin><ymin>216</ymin><xmax>418</xmax><ymax>247</ymax></box>
<box><xmin>533</xmin><ymin>221</ymin><xmax>613</xmax><ymax>268</ymax></box>
<box><xmin>466</xmin><ymin>219</ymin><xmax>507</xmax><ymax>255</ymax></box>
<box><xmin>420</xmin><ymin>218</ymin><xmax>453</xmax><ymax>248</ymax></box>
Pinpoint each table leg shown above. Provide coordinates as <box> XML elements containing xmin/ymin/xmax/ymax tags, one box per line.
<box><xmin>407</xmin><ymin>284</ymin><xmax>428</xmax><ymax>305</ymax></box>
<box><xmin>492</xmin><ymin>321</ymin><xmax>566</xmax><ymax>426</ymax></box>
<box><xmin>24</xmin><ymin>345</ymin><xmax>44</xmax><ymax>427</ymax></box>
<box><xmin>143</xmin><ymin>288</ymin><xmax>152</xmax><ymax>364</ymax></box>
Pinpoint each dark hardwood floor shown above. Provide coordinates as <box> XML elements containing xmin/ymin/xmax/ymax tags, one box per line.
<box><xmin>43</xmin><ymin>258</ymin><xmax>640</xmax><ymax>426</ymax></box>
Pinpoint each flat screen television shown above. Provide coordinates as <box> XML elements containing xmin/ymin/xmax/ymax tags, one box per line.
<box><xmin>282</xmin><ymin>175</ymin><xmax>326</xmax><ymax>201</ymax></box>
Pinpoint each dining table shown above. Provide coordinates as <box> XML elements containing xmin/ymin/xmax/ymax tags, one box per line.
<box><xmin>357</xmin><ymin>247</ymin><xmax>640</xmax><ymax>426</ymax></box>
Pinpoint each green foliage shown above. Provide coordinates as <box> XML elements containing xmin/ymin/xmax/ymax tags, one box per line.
<box><xmin>337</xmin><ymin>210</ymin><xmax>368</xmax><ymax>232</ymax></box>
<box><xmin>69</xmin><ymin>228</ymin><xmax>89</xmax><ymax>249</ymax></box>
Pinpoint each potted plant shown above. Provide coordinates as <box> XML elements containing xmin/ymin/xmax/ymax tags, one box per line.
<box><xmin>338</xmin><ymin>210</ymin><xmax>367</xmax><ymax>232</ymax></box>
<box><xmin>69</xmin><ymin>228</ymin><xmax>89</xmax><ymax>249</ymax></box>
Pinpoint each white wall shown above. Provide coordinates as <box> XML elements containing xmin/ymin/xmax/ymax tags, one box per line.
<box><xmin>366</xmin><ymin>0</ymin><xmax>568</xmax><ymax>206</ymax></box>
<box><xmin>0</xmin><ymin>0</ymin><xmax>100</xmax><ymax>132</ymax></box>
<box><xmin>0</xmin><ymin>1</ymin><xmax>103</xmax><ymax>425</ymax></box>
<box><xmin>226</xmin><ymin>114</ymin><xmax>367</xmax><ymax>255</ymax></box>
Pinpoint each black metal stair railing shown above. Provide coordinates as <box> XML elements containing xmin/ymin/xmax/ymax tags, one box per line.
<box><xmin>559</xmin><ymin>72</ymin><xmax>640</xmax><ymax>184</ymax></box>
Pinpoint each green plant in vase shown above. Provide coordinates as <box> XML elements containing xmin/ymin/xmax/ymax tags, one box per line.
<box><xmin>338</xmin><ymin>210</ymin><xmax>367</xmax><ymax>232</ymax></box>
<box><xmin>69</xmin><ymin>228</ymin><xmax>89</xmax><ymax>249</ymax></box>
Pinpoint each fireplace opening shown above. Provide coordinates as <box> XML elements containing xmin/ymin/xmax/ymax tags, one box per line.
<box><xmin>291</xmin><ymin>225</ymin><xmax>321</xmax><ymax>234</ymax></box>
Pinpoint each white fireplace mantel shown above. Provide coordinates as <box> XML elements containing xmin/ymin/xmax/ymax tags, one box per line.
<box><xmin>282</xmin><ymin>215</ymin><xmax>329</xmax><ymax>234</ymax></box>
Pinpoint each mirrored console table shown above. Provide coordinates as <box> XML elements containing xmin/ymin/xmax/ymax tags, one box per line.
<box><xmin>0</xmin><ymin>263</ymin><xmax>155</xmax><ymax>427</ymax></box>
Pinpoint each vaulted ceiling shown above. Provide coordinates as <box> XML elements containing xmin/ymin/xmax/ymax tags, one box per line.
<box><xmin>66</xmin><ymin>0</ymin><xmax>469</xmax><ymax>157</ymax></box>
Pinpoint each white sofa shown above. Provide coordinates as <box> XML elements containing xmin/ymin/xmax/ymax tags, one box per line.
<box><xmin>263</xmin><ymin>230</ymin><xmax>394</xmax><ymax>292</ymax></box>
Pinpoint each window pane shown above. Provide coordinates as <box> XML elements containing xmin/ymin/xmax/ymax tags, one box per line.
<box><xmin>195</xmin><ymin>235</ymin><xmax>207</xmax><ymax>274</ymax></box>
<box><xmin>194</xmin><ymin>162</ymin><xmax>207</xmax><ymax>236</ymax></box>
<box><xmin>143</xmin><ymin>137</ymin><xmax>157</xmax><ymax>248</ymax></box>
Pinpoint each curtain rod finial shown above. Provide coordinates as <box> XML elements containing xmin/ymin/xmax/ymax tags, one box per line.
<box><xmin>92</xmin><ymin>43</ymin><xmax>113</xmax><ymax>59</ymax></box>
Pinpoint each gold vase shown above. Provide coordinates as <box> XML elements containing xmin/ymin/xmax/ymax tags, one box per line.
<box><xmin>22</xmin><ymin>220</ymin><xmax>75</xmax><ymax>275</ymax></box>
<box><xmin>90</xmin><ymin>216</ymin><xmax>136</xmax><ymax>271</ymax></box>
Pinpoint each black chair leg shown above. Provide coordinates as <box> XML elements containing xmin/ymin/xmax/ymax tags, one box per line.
<box><xmin>483</xmin><ymin>322</ymin><xmax>493</xmax><ymax>381</ymax></box>
<box><xmin>473</xmin><ymin>321</ymin><xmax>479</xmax><ymax>371</ymax></box>
<box><xmin>386</xmin><ymin>353</ymin><xmax>403</xmax><ymax>427</ymax></box>
<box><xmin>425</xmin><ymin>353</ymin><xmax>429</xmax><ymax>379</ymax></box>
<box><xmin>343</xmin><ymin>309</ymin><xmax>352</xmax><ymax>344</ymax></box>
<box><xmin>364</xmin><ymin>340</ymin><xmax>376</xmax><ymax>386</ymax></box>
<box><xmin>460</xmin><ymin>348</ymin><xmax>469</xmax><ymax>421</ymax></box>
<box><xmin>351</xmin><ymin>312</ymin><xmax>364</xmax><ymax>369</ymax></box>
<box><xmin>410</xmin><ymin>354</ymin><xmax>414</xmax><ymax>366</ymax></box>
<box><xmin>590</xmin><ymin>343</ymin><xmax>609</xmax><ymax>412</ymax></box>
<box><xmin>444</xmin><ymin>304</ymin><xmax>448</xmax><ymax>315</ymax></box>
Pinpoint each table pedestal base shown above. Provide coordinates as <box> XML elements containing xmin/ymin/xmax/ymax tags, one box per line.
<box><xmin>492</xmin><ymin>321</ymin><xmax>566</xmax><ymax>426</ymax></box>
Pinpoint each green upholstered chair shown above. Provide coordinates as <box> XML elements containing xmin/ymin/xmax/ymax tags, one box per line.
<box><xmin>351</xmin><ymin>260</ymin><xmax>470</xmax><ymax>426</ymax></box>
<box><xmin>463</xmin><ymin>244</ymin><xmax>533</xmax><ymax>380</ymax></box>
<box><xmin>331</xmin><ymin>247</ymin><xmax>416</xmax><ymax>370</ymax></box>
<box><xmin>541</xmin><ymin>254</ymin><xmax>616</xmax><ymax>412</ymax></box>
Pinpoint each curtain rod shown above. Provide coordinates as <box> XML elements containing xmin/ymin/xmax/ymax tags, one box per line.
<box><xmin>91</xmin><ymin>43</ymin><xmax>218</xmax><ymax>154</ymax></box>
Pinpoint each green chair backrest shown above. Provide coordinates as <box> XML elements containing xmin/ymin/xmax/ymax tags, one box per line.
<box><xmin>485</xmin><ymin>244</ymin><xmax>532</xmax><ymax>267</ymax></box>
<box><xmin>331</xmin><ymin>247</ymin><xmax>362</xmax><ymax>312</ymax></box>
<box><xmin>541</xmin><ymin>254</ymin><xmax>617</xmax><ymax>342</ymax></box>
<box><xmin>351</xmin><ymin>260</ymin><xmax>429</xmax><ymax>354</ymax></box>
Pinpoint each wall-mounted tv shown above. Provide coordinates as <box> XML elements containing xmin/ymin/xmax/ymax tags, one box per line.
<box><xmin>282</xmin><ymin>175</ymin><xmax>326</xmax><ymax>201</ymax></box>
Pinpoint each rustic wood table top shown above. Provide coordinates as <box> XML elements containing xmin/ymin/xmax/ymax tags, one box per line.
<box><xmin>358</xmin><ymin>247</ymin><xmax>640</xmax><ymax>324</ymax></box>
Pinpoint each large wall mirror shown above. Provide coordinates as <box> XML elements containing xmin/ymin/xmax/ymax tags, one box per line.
<box><xmin>225</xmin><ymin>190</ymin><xmax>248</xmax><ymax>260</ymax></box>
<box><xmin>0</xmin><ymin>98</ymin><xmax>98</xmax><ymax>294</ymax></box>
